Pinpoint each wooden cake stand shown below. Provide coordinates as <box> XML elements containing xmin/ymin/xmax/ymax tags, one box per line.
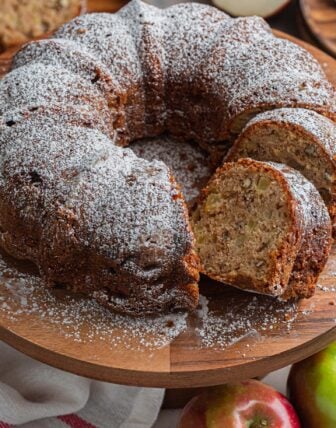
<box><xmin>0</xmin><ymin>32</ymin><xmax>336</xmax><ymax>394</ymax></box>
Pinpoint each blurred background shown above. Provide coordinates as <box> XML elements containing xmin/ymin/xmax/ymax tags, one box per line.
<box><xmin>0</xmin><ymin>0</ymin><xmax>335</xmax><ymax>58</ymax></box>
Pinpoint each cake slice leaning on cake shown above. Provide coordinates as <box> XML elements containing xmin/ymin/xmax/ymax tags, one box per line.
<box><xmin>191</xmin><ymin>159</ymin><xmax>332</xmax><ymax>299</ymax></box>
<box><xmin>226</xmin><ymin>108</ymin><xmax>336</xmax><ymax>236</ymax></box>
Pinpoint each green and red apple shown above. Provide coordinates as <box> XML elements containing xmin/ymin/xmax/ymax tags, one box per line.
<box><xmin>288</xmin><ymin>342</ymin><xmax>336</xmax><ymax>428</ymax></box>
<box><xmin>179</xmin><ymin>379</ymin><xmax>301</xmax><ymax>428</ymax></box>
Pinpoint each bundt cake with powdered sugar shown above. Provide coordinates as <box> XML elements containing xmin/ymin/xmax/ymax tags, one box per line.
<box><xmin>10</xmin><ymin>0</ymin><xmax>336</xmax><ymax>146</ymax></box>
<box><xmin>226</xmin><ymin>108</ymin><xmax>336</xmax><ymax>236</ymax></box>
<box><xmin>0</xmin><ymin>0</ymin><xmax>335</xmax><ymax>314</ymax></box>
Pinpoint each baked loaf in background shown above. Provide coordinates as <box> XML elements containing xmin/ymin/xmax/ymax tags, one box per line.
<box><xmin>0</xmin><ymin>0</ymin><xmax>85</xmax><ymax>53</ymax></box>
<box><xmin>191</xmin><ymin>159</ymin><xmax>332</xmax><ymax>299</ymax></box>
<box><xmin>0</xmin><ymin>0</ymin><xmax>335</xmax><ymax>314</ymax></box>
<box><xmin>226</xmin><ymin>109</ymin><xmax>336</xmax><ymax>236</ymax></box>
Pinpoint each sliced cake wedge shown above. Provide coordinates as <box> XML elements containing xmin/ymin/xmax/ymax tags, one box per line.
<box><xmin>226</xmin><ymin>108</ymin><xmax>336</xmax><ymax>234</ymax></box>
<box><xmin>191</xmin><ymin>158</ymin><xmax>332</xmax><ymax>299</ymax></box>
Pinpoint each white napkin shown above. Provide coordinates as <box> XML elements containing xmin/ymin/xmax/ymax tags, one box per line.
<box><xmin>0</xmin><ymin>340</ymin><xmax>292</xmax><ymax>428</ymax></box>
<box><xmin>0</xmin><ymin>342</ymin><xmax>165</xmax><ymax>428</ymax></box>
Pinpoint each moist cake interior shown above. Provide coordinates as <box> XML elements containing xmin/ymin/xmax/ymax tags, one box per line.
<box><xmin>192</xmin><ymin>164</ymin><xmax>293</xmax><ymax>294</ymax></box>
<box><xmin>229</xmin><ymin>125</ymin><xmax>334</xmax><ymax>206</ymax></box>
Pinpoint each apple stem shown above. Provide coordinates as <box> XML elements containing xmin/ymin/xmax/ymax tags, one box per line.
<box><xmin>249</xmin><ymin>418</ymin><xmax>268</xmax><ymax>428</ymax></box>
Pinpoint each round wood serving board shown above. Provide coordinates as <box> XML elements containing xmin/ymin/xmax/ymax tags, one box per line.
<box><xmin>0</xmin><ymin>31</ymin><xmax>336</xmax><ymax>389</ymax></box>
<box><xmin>300</xmin><ymin>0</ymin><xmax>336</xmax><ymax>57</ymax></box>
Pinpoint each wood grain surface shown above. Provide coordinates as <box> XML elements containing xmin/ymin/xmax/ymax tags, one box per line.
<box><xmin>0</xmin><ymin>21</ymin><xmax>336</xmax><ymax>389</ymax></box>
<box><xmin>87</xmin><ymin>0</ymin><xmax>127</xmax><ymax>12</ymax></box>
<box><xmin>300</xmin><ymin>0</ymin><xmax>336</xmax><ymax>57</ymax></box>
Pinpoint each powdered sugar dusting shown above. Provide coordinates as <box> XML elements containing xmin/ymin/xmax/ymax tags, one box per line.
<box><xmin>0</xmin><ymin>62</ymin><xmax>110</xmax><ymax>119</ymax></box>
<box><xmin>0</xmin><ymin>252</ymin><xmax>189</xmax><ymax>349</ymax></box>
<box><xmin>0</xmin><ymin>0</ymin><xmax>335</xmax><ymax>318</ymax></box>
<box><xmin>0</xmin><ymin>123</ymin><xmax>196</xmax><ymax>315</ymax></box>
<box><xmin>268</xmin><ymin>161</ymin><xmax>332</xmax><ymax>256</ymax></box>
<box><xmin>203</xmin><ymin>17</ymin><xmax>336</xmax><ymax>130</ymax></box>
<box><xmin>1</xmin><ymin>247</ymin><xmax>333</xmax><ymax>353</ymax></box>
<box><xmin>130</xmin><ymin>135</ymin><xmax>214</xmax><ymax>203</ymax></box>
<box><xmin>195</xmin><ymin>294</ymin><xmax>298</xmax><ymax>350</ymax></box>
<box><xmin>0</xmin><ymin>250</ymin><xmax>302</xmax><ymax>352</ymax></box>
<box><xmin>244</xmin><ymin>108</ymin><xmax>336</xmax><ymax>157</ymax></box>
<box><xmin>318</xmin><ymin>283</ymin><xmax>336</xmax><ymax>292</ymax></box>
<box><xmin>0</xmin><ymin>103</ymin><xmax>111</xmax><ymax>138</ymax></box>
<box><xmin>12</xmin><ymin>38</ymin><xmax>116</xmax><ymax>98</ymax></box>
<box><xmin>54</xmin><ymin>9</ymin><xmax>143</xmax><ymax>88</ymax></box>
<box><xmin>53</xmin><ymin>0</ymin><xmax>336</xmax><ymax>142</ymax></box>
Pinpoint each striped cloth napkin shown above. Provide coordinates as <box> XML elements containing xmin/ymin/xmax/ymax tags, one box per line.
<box><xmin>0</xmin><ymin>342</ymin><xmax>164</xmax><ymax>428</ymax></box>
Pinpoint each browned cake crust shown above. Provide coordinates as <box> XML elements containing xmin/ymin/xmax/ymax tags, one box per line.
<box><xmin>52</xmin><ymin>1</ymin><xmax>336</xmax><ymax>147</ymax></box>
<box><xmin>226</xmin><ymin>108</ymin><xmax>336</xmax><ymax>236</ymax></box>
<box><xmin>0</xmin><ymin>120</ymin><xmax>199</xmax><ymax>316</ymax></box>
<box><xmin>191</xmin><ymin>159</ymin><xmax>332</xmax><ymax>300</ymax></box>
<box><xmin>11</xmin><ymin>38</ymin><xmax>121</xmax><ymax>138</ymax></box>
<box><xmin>275</xmin><ymin>163</ymin><xmax>332</xmax><ymax>299</ymax></box>
<box><xmin>0</xmin><ymin>1</ymin><xmax>335</xmax><ymax>314</ymax></box>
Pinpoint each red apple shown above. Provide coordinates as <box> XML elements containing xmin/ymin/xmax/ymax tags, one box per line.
<box><xmin>288</xmin><ymin>342</ymin><xmax>336</xmax><ymax>428</ymax></box>
<box><xmin>211</xmin><ymin>0</ymin><xmax>291</xmax><ymax>19</ymax></box>
<box><xmin>178</xmin><ymin>379</ymin><xmax>301</xmax><ymax>428</ymax></box>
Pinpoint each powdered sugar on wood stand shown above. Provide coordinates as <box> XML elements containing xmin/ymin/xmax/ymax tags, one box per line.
<box><xmin>0</xmin><ymin>248</ymin><xmax>311</xmax><ymax>352</ymax></box>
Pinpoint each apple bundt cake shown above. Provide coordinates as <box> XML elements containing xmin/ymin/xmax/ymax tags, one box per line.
<box><xmin>191</xmin><ymin>159</ymin><xmax>332</xmax><ymax>299</ymax></box>
<box><xmin>0</xmin><ymin>0</ymin><xmax>335</xmax><ymax>313</ymax></box>
<box><xmin>226</xmin><ymin>108</ymin><xmax>336</xmax><ymax>235</ymax></box>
